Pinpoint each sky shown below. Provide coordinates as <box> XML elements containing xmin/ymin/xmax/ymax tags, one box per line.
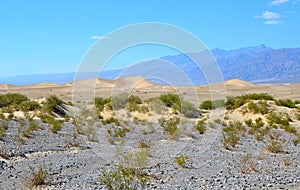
<box><xmin>0</xmin><ymin>0</ymin><xmax>300</xmax><ymax>77</ymax></box>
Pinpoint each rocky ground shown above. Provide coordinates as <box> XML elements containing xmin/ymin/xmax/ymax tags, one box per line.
<box><xmin>0</xmin><ymin>117</ymin><xmax>299</xmax><ymax>190</ymax></box>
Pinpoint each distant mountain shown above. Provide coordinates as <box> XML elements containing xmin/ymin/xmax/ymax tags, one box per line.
<box><xmin>1</xmin><ymin>45</ymin><xmax>300</xmax><ymax>85</ymax></box>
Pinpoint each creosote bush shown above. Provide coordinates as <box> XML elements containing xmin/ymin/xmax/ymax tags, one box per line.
<box><xmin>25</xmin><ymin>165</ymin><xmax>49</xmax><ymax>187</ymax></box>
<box><xmin>100</xmin><ymin>151</ymin><xmax>150</xmax><ymax>189</ymax></box>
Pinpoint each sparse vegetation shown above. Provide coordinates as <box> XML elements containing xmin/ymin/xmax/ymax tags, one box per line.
<box><xmin>181</xmin><ymin>100</ymin><xmax>198</xmax><ymax>118</ymax></box>
<box><xmin>159</xmin><ymin>93</ymin><xmax>181</xmax><ymax>111</ymax></box>
<box><xmin>112</xmin><ymin>93</ymin><xmax>129</xmax><ymax>110</ymax></box>
<box><xmin>174</xmin><ymin>155</ymin><xmax>188</xmax><ymax>168</ymax></box>
<box><xmin>194</xmin><ymin>119</ymin><xmax>206</xmax><ymax>134</ymax></box>
<box><xmin>226</xmin><ymin>93</ymin><xmax>273</xmax><ymax>110</ymax></box>
<box><xmin>160</xmin><ymin>117</ymin><xmax>180</xmax><ymax>139</ymax></box>
<box><xmin>100</xmin><ymin>151</ymin><xmax>150</xmax><ymax>189</ymax></box>
<box><xmin>95</xmin><ymin>97</ymin><xmax>111</xmax><ymax>112</ymax></box>
<box><xmin>50</xmin><ymin>120</ymin><xmax>63</xmax><ymax>133</ymax></box>
<box><xmin>275</xmin><ymin>99</ymin><xmax>299</xmax><ymax>108</ymax></box>
<box><xmin>43</xmin><ymin>95</ymin><xmax>66</xmax><ymax>116</ymax></box>
<box><xmin>199</xmin><ymin>99</ymin><xmax>225</xmax><ymax>110</ymax></box>
<box><xmin>25</xmin><ymin>165</ymin><xmax>49</xmax><ymax>188</ymax></box>
<box><xmin>239</xmin><ymin>154</ymin><xmax>258</xmax><ymax>174</ymax></box>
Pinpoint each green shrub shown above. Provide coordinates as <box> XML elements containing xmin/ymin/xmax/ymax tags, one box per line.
<box><xmin>226</xmin><ymin>93</ymin><xmax>273</xmax><ymax>110</ymax></box>
<box><xmin>0</xmin><ymin>93</ymin><xmax>29</xmax><ymax>108</ymax></box>
<box><xmin>275</xmin><ymin>99</ymin><xmax>298</xmax><ymax>108</ymax></box>
<box><xmin>267</xmin><ymin>141</ymin><xmax>283</xmax><ymax>153</ymax></box>
<box><xmin>95</xmin><ymin>97</ymin><xmax>111</xmax><ymax>112</ymax></box>
<box><xmin>25</xmin><ymin>165</ymin><xmax>48</xmax><ymax>187</ymax></box>
<box><xmin>44</xmin><ymin>95</ymin><xmax>66</xmax><ymax>116</ymax></box>
<box><xmin>200</xmin><ymin>99</ymin><xmax>225</xmax><ymax>110</ymax></box>
<box><xmin>174</xmin><ymin>156</ymin><xmax>188</xmax><ymax>168</ymax></box>
<box><xmin>293</xmin><ymin>135</ymin><xmax>300</xmax><ymax>146</ymax></box>
<box><xmin>244</xmin><ymin>118</ymin><xmax>253</xmax><ymax>127</ymax></box>
<box><xmin>100</xmin><ymin>151</ymin><xmax>150</xmax><ymax>189</ymax></box>
<box><xmin>194</xmin><ymin>119</ymin><xmax>206</xmax><ymax>134</ymax></box>
<box><xmin>161</xmin><ymin>117</ymin><xmax>180</xmax><ymax>139</ymax></box>
<box><xmin>0</xmin><ymin>121</ymin><xmax>8</xmax><ymax>140</ymax></box>
<box><xmin>222</xmin><ymin>131</ymin><xmax>240</xmax><ymax>150</ymax></box>
<box><xmin>51</xmin><ymin>120</ymin><xmax>63</xmax><ymax>133</ymax></box>
<box><xmin>247</xmin><ymin>101</ymin><xmax>269</xmax><ymax>115</ymax></box>
<box><xmin>267</xmin><ymin>112</ymin><xmax>290</xmax><ymax>128</ymax></box>
<box><xmin>159</xmin><ymin>93</ymin><xmax>181</xmax><ymax>111</ymax></box>
<box><xmin>20</xmin><ymin>101</ymin><xmax>40</xmax><ymax>112</ymax></box>
<box><xmin>38</xmin><ymin>113</ymin><xmax>55</xmax><ymax>124</ymax></box>
<box><xmin>129</xmin><ymin>95</ymin><xmax>142</xmax><ymax>104</ymax></box>
<box><xmin>112</xmin><ymin>93</ymin><xmax>129</xmax><ymax>110</ymax></box>
<box><xmin>180</xmin><ymin>101</ymin><xmax>198</xmax><ymax>118</ymax></box>
<box><xmin>148</xmin><ymin>98</ymin><xmax>168</xmax><ymax>114</ymax></box>
<box><xmin>102</xmin><ymin>117</ymin><xmax>120</xmax><ymax>126</ymax></box>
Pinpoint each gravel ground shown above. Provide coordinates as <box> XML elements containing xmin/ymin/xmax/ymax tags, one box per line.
<box><xmin>0</xmin><ymin>120</ymin><xmax>299</xmax><ymax>190</ymax></box>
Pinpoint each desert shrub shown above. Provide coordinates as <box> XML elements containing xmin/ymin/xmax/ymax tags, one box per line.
<box><xmin>222</xmin><ymin>122</ymin><xmax>244</xmax><ymax>149</ymax></box>
<box><xmin>0</xmin><ymin>121</ymin><xmax>8</xmax><ymax>140</ymax></box>
<box><xmin>222</xmin><ymin>132</ymin><xmax>240</xmax><ymax>150</ymax></box>
<box><xmin>226</xmin><ymin>93</ymin><xmax>273</xmax><ymax>110</ymax></box>
<box><xmin>107</xmin><ymin>125</ymin><xmax>129</xmax><ymax>144</ymax></box>
<box><xmin>102</xmin><ymin>117</ymin><xmax>120</xmax><ymax>126</ymax></box>
<box><xmin>95</xmin><ymin>97</ymin><xmax>111</xmax><ymax>112</ymax></box>
<box><xmin>148</xmin><ymin>98</ymin><xmax>168</xmax><ymax>114</ymax></box>
<box><xmin>8</xmin><ymin>113</ymin><xmax>15</xmax><ymax>120</ymax></box>
<box><xmin>38</xmin><ymin>113</ymin><xmax>55</xmax><ymax>124</ymax></box>
<box><xmin>267</xmin><ymin>141</ymin><xmax>284</xmax><ymax>153</ymax></box>
<box><xmin>100</xmin><ymin>151</ymin><xmax>150</xmax><ymax>189</ymax></box>
<box><xmin>247</xmin><ymin>100</ymin><xmax>269</xmax><ymax>115</ymax></box>
<box><xmin>267</xmin><ymin>112</ymin><xmax>290</xmax><ymax>128</ymax></box>
<box><xmin>51</xmin><ymin>120</ymin><xmax>63</xmax><ymax>133</ymax></box>
<box><xmin>267</xmin><ymin>131</ymin><xmax>285</xmax><ymax>153</ymax></box>
<box><xmin>194</xmin><ymin>119</ymin><xmax>206</xmax><ymax>134</ymax></box>
<box><xmin>25</xmin><ymin>165</ymin><xmax>48</xmax><ymax>187</ymax></box>
<box><xmin>127</xmin><ymin>95</ymin><xmax>144</xmax><ymax>112</ymax></box>
<box><xmin>181</xmin><ymin>101</ymin><xmax>198</xmax><ymax>118</ymax></box>
<box><xmin>244</xmin><ymin>118</ymin><xmax>253</xmax><ymax>127</ymax></box>
<box><xmin>214</xmin><ymin>118</ymin><xmax>222</xmax><ymax>124</ymax></box>
<box><xmin>239</xmin><ymin>154</ymin><xmax>258</xmax><ymax>174</ymax></box>
<box><xmin>163</xmin><ymin>117</ymin><xmax>180</xmax><ymax>139</ymax></box>
<box><xmin>129</xmin><ymin>95</ymin><xmax>142</xmax><ymax>104</ymax></box>
<box><xmin>0</xmin><ymin>93</ymin><xmax>29</xmax><ymax>108</ymax></box>
<box><xmin>293</xmin><ymin>135</ymin><xmax>300</xmax><ymax>146</ymax></box>
<box><xmin>20</xmin><ymin>100</ymin><xmax>40</xmax><ymax>112</ymax></box>
<box><xmin>275</xmin><ymin>99</ymin><xmax>298</xmax><ymax>108</ymax></box>
<box><xmin>199</xmin><ymin>99</ymin><xmax>225</xmax><ymax>110</ymax></box>
<box><xmin>174</xmin><ymin>156</ymin><xmax>188</xmax><ymax>168</ymax></box>
<box><xmin>44</xmin><ymin>95</ymin><xmax>66</xmax><ymax>116</ymax></box>
<box><xmin>137</xmin><ymin>140</ymin><xmax>151</xmax><ymax>148</ymax></box>
<box><xmin>159</xmin><ymin>93</ymin><xmax>181</xmax><ymax>111</ymax></box>
<box><xmin>112</xmin><ymin>93</ymin><xmax>129</xmax><ymax>110</ymax></box>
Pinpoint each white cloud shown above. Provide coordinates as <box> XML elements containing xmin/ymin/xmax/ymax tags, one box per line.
<box><xmin>269</xmin><ymin>0</ymin><xmax>289</xmax><ymax>6</ymax></box>
<box><xmin>264</xmin><ymin>20</ymin><xmax>281</xmax><ymax>25</ymax></box>
<box><xmin>261</xmin><ymin>11</ymin><xmax>281</xmax><ymax>19</ymax></box>
<box><xmin>90</xmin><ymin>35</ymin><xmax>111</xmax><ymax>40</ymax></box>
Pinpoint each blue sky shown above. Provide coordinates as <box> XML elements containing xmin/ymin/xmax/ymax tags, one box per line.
<box><xmin>0</xmin><ymin>0</ymin><xmax>300</xmax><ymax>77</ymax></box>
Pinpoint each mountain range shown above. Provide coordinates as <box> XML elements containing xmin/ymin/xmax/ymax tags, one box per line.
<box><xmin>1</xmin><ymin>45</ymin><xmax>300</xmax><ymax>86</ymax></box>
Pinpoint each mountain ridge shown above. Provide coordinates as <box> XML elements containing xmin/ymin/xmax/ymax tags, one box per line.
<box><xmin>1</xmin><ymin>45</ymin><xmax>300</xmax><ymax>86</ymax></box>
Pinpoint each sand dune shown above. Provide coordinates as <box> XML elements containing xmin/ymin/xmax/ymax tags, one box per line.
<box><xmin>224</xmin><ymin>78</ymin><xmax>254</xmax><ymax>87</ymax></box>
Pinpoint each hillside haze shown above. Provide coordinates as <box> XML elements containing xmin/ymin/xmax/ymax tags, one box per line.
<box><xmin>1</xmin><ymin>45</ymin><xmax>300</xmax><ymax>85</ymax></box>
